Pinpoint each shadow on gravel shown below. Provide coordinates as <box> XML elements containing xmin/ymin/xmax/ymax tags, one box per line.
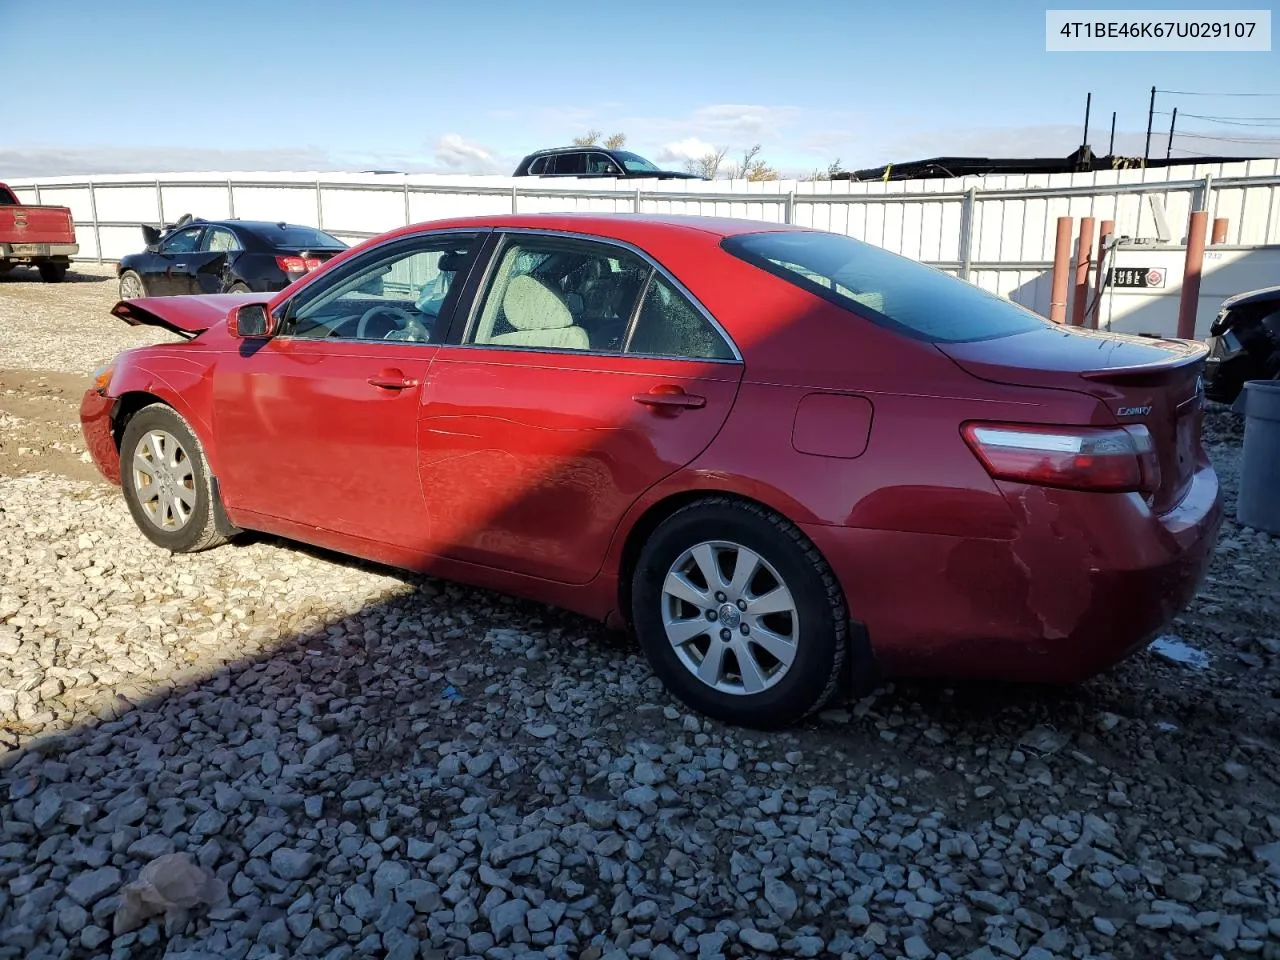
<box><xmin>0</xmin><ymin>269</ymin><xmax>104</xmax><ymax>285</ymax></box>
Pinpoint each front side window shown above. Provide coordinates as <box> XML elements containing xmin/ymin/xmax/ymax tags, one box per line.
<box><xmin>722</xmin><ymin>230</ymin><xmax>1049</xmax><ymax>344</ymax></box>
<box><xmin>160</xmin><ymin>226</ymin><xmax>203</xmax><ymax>254</ymax></box>
<box><xmin>466</xmin><ymin>238</ymin><xmax>649</xmax><ymax>352</ymax></box>
<box><xmin>283</xmin><ymin>235</ymin><xmax>480</xmax><ymax>342</ymax></box>
<box><xmin>586</xmin><ymin>153</ymin><xmax>619</xmax><ymax>175</ymax></box>
<box><xmin>526</xmin><ymin>156</ymin><xmax>548</xmax><ymax>175</ymax></box>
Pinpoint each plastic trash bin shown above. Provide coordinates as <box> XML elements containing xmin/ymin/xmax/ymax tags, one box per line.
<box><xmin>1236</xmin><ymin>379</ymin><xmax>1280</xmax><ymax>536</ymax></box>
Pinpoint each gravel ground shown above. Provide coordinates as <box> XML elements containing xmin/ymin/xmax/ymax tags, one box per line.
<box><xmin>2</xmin><ymin>274</ymin><xmax>1280</xmax><ymax>960</ymax></box>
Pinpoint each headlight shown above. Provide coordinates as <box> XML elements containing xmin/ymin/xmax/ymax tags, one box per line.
<box><xmin>91</xmin><ymin>364</ymin><xmax>114</xmax><ymax>395</ymax></box>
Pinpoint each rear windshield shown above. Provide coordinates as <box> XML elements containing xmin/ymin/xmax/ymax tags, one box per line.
<box><xmin>253</xmin><ymin>225</ymin><xmax>346</xmax><ymax>249</ymax></box>
<box><xmin>722</xmin><ymin>230</ymin><xmax>1049</xmax><ymax>343</ymax></box>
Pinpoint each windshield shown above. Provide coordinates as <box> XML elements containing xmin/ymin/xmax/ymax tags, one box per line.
<box><xmin>722</xmin><ymin>231</ymin><xmax>1049</xmax><ymax>343</ymax></box>
<box><xmin>254</xmin><ymin>224</ymin><xmax>347</xmax><ymax>249</ymax></box>
<box><xmin>616</xmin><ymin>151</ymin><xmax>659</xmax><ymax>173</ymax></box>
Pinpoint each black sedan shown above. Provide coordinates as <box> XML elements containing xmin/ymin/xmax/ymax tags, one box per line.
<box><xmin>1203</xmin><ymin>284</ymin><xmax>1280</xmax><ymax>404</ymax></box>
<box><xmin>117</xmin><ymin>217</ymin><xmax>347</xmax><ymax>299</ymax></box>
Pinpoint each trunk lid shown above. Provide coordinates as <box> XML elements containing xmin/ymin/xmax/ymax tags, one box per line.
<box><xmin>939</xmin><ymin>326</ymin><xmax>1208</xmax><ymax>514</ymax></box>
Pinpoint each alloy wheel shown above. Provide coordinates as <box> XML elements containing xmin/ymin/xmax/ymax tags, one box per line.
<box><xmin>660</xmin><ymin>539</ymin><xmax>799</xmax><ymax>695</ymax></box>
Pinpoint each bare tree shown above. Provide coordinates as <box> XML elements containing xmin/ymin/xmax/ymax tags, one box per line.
<box><xmin>802</xmin><ymin>158</ymin><xmax>845</xmax><ymax>182</ymax></box>
<box><xmin>603</xmin><ymin>132</ymin><xmax>627</xmax><ymax>150</ymax></box>
<box><xmin>685</xmin><ymin>146</ymin><xmax>729</xmax><ymax>179</ymax></box>
<box><xmin>726</xmin><ymin>144</ymin><xmax>780</xmax><ymax>182</ymax></box>
<box><xmin>572</xmin><ymin>130</ymin><xmax>602</xmax><ymax>146</ymax></box>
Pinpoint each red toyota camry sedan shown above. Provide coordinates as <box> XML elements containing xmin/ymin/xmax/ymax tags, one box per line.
<box><xmin>81</xmin><ymin>214</ymin><xmax>1222</xmax><ymax>728</ymax></box>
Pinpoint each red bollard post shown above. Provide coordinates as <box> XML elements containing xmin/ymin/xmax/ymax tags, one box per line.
<box><xmin>1211</xmin><ymin>217</ymin><xmax>1228</xmax><ymax>244</ymax></box>
<box><xmin>1177</xmin><ymin>211</ymin><xmax>1208</xmax><ymax>340</ymax></box>
<box><xmin>1049</xmin><ymin>217</ymin><xmax>1073</xmax><ymax>324</ymax></box>
<box><xmin>1070</xmin><ymin>217</ymin><xmax>1095</xmax><ymax>327</ymax></box>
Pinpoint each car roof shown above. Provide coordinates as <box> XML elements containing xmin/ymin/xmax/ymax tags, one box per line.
<box><xmin>198</xmin><ymin>219</ymin><xmax>331</xmax><ymax>233</ymax></box>
<box><xmin>391</xmin><ymin>213</ymin><xmax>810</xmax><ymax>243</ymax></box>
<box><xmin>524</xmin><ymin>146</ymin><xmax>628</xmax><ymax>157</ymax></box>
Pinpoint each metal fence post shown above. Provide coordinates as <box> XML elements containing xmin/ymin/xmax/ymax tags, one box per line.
<box><xmin>511</xmin><ymin>185</ymin><xmax>519</xmax><ymax>214</ymax></box>
<box><xmin>32</xmin><ymin>184</ymin><xmax>41</xmax><ymax>205</ymax></box>
<box><xmin>403</xmin><ymin>182</ymin><xmax>411</xmax><ymax>225</ymax></box>
<box><xmin>1199</xmin><ymin>174</ymin><xmax>1214</xmax><ymax>216</ymax></box>
<box><xmin>155</xmin><ymin>179</ymin><xmax>165</xmax><ymax>227</ymax></box>
<box><xmin>316</xmin><ymin>181</ymin><xmax>324</xmax><ymax>228</ymax></box>
<box><xmin>634</xmin><ymin>188</ymin><xmax>642</xmax><ymax>214</ymax></box>
<box><xmin>957</xmin><ymin>187</ymin><xmax>977</xmax><ymax>280</ymax></box>
<box><xmin>227</xmin><ymin>180</ymin><xmax>236</xmax><ymax>219</ymax></box>
<box><xmin>784</xmin><ymin>190</ymin><xmax>796</xmax><ymax>224</ymax></box>
<box><xmin>89</xmin><ymin>182</ymin><xmax>102</xmax><ymax>264</ymax></box>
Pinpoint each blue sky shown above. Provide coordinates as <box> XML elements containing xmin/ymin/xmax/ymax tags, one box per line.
<box><xmin>1</xmin><ymin>0</ymin><xmax>1277</xmax><ymax>176</ymax></box>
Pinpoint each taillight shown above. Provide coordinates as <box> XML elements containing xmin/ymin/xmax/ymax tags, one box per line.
<box><xmin>275</xmin><ymin>256</ymin><xmax>322</xmax><ymax>274</ymax></box>
<box><xmin>962</xmin><ymin>422</ymin><xmax>1161</xmax><ymax>495</ymax></box>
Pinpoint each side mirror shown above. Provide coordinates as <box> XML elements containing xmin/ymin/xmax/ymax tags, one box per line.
<box><xmin>228</xmin><ymin>303</ymin><xmax>277</xmax><ymax>339</ymax></box>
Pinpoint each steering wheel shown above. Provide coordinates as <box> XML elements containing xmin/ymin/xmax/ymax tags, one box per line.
<box><xmin>356</xmin><ymin>305</ymin><xmax>430</xmax><ymax>342</ymax></box>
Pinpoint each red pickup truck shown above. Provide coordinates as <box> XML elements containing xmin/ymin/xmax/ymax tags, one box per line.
<box><xmin>0</xmin><ymin>182</ymin><xmax>79</xmax><ymax>282</ymax></box>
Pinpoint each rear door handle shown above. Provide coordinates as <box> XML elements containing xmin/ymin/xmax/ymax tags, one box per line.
<box><xmin>632</xmin><ymin>389</ymin><xmax>706</xmax><ymax>410</ymax></box>
<box><xmin>368</xmin><ymin>371</ymin><xmax>418</xmax><ymax>390</ymax></box>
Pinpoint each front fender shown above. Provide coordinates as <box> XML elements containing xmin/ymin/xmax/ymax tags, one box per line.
<box><xmin>107</xmin><ymin>355</ymin><xmax>222</xmax><ymax>476</ymax></box>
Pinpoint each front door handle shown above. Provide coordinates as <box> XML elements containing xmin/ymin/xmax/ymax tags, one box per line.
<box><xmin>368</xmin><ymin>370</ymin><xmax>418</xmax><ymax>390</ymax></box>
<box><xmin>632</xmin><ymin>388</ymin><xmax>706</xmax><ymax>410</ymax></box>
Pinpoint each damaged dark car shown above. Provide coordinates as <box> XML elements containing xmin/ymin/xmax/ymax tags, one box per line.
<box><xmin>117</xmin><ymin>215</ymin><xmax>348</xmax><ymax>300</ymax></box>
<box><xmin>1203</xmin><ymin>284</ymin><xmax>1280</xmax><ymax>404</ymax></box>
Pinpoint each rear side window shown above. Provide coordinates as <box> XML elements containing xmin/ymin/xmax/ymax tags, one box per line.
<box><xmin>722</xmin><ymin>231</ymin><xmax>1048</xmax><ymax>343</ymax></box>
<box><xmin>552</xmin><ymin>153</ymin><xmax>587</xmax><ymax>175</ymax></box>
<box><xmin>253</xmin><ymin>225</ymin><xmax>346</xmax><ymax>249</ymax></box>
<box><xmin>526</xmin><ymin>156</ymin><xmax>548</xmax><ymax>174</ymax></box>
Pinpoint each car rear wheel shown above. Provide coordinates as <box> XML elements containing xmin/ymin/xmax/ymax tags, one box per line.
<box><xmin>38</xmin><ymin>263</ymin><xmax>67</xmax><ymax>283</ymax></box>
<box><xmin>119</xmin><ymin>404</ymin><xmax>229</xmax><ymax>553</ymax></box>
<box><xmin>631</xmin><ymin>497</ymin><xmax>849</xmax><ymax>728</ymax></box>
<box><xmin>227</xmin><ymin>282</ymin><xmax>251</xmax><ymax>294</ymax></box>
<box><xmin>119</xmin><ymin>270</ymin><xmax>146</xmax><ymax>299</ymax></box>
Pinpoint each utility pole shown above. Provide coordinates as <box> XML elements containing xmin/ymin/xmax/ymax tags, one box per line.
<box><xmin>1108</xmin><ymin>111</ymin><xmax>1116</xmax><ymax>155</ymax></box>
<box><xmin>1083</xmin><ymin>92</ymin><xmax>1092</xmax><ymax>148</ymax></box>
<box><xmin>1166</xmin><ymin>107</ymin><xmax>1178</xmax><ymax>159</ymax></box>
<box><xmin>1143</xmin><ymin>85</ymin><xmax>1156</xmax><ymax>166</ymax></box>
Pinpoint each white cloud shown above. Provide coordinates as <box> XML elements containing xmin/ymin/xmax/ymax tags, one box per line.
<box><xmin>433</xmin><ymin>134</ymin><xmax>500</xmax><ymax>173</ymax></box>
<box><xmin>656</xmin><ymin>137</ymin><xmax>719</xmax><ymax>163</ymax></box>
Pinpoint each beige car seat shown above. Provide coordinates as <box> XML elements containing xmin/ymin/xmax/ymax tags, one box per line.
<box><xmin>488</xmin><ymin>274</ymin><xmax>589</xmax><ymax>350</ymax></box>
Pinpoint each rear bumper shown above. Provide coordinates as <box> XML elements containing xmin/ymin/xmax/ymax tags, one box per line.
<box><xmin>803</xmin><ymin>466</ymin><xmax>1223</xmax><ymax>683</ymax></box>
<box><xmin>0</xmin><ymin>242</ymin><xmax>78</xmax><ymax>259</ymax></box>
<box><xmin>80</xmin><ymin>389</ymin><xmax>121</xmax><ymax>485</ymax></box>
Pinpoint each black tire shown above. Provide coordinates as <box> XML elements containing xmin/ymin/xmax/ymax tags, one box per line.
<box><xmin>227</xmin><ymin>282</ymin><xmax>251</xmax><ymax>294</ymax></box>
<box><xmin>630</xmin><ymin>497</ymin><xmax>849</xmax><ymax>729</ymax></box>
<box><xmin>119</xmin><ymin>403</ymin><xmax>230</xmax><ymax>553</ymax></box>
<box><xmin>38</xmin><ymin>263</ymin><xmax>67</xmax><ymax>283</ymax></box>
<box><xmin>119</xmin><ymin>270</ymin><xmax>147</xmax><ymax>299</ymax></box>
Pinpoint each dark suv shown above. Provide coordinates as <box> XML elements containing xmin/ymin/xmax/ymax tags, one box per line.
<box><xmin>513</xmin><ymin>147</ymin><xmax>706</xmax><ymax>180</ymax></box>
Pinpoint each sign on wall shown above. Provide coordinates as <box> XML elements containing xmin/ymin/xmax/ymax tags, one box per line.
<box><xmin>1107</xmin><ymin>266</ymin><xmax>1167</xmax><ymax>289</ymax></box>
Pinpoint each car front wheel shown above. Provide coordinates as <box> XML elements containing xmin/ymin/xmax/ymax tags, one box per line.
<box><xmin>119</xmin><ymin>270</ymin><xmax>146</xmax><ymax>299</ymax></box>
<box><xmin>119</xmin><ymin>404</ymin><xmax>229</xmax><ymax>553</ymax></box>
<box><xmin>631</xmin><ymin>497</ymin><xmax>849</xmax><ymax>729</ymax></box>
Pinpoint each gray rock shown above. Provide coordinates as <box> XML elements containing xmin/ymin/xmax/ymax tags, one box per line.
<box><xmin>739</xmin><ymin>929</ymin><xmax>778</xmax><ymax>952</ymax></box>
<box><xmin>65</xmin><ymin>866</ymin><xmax>120</xmax><ymax>907</ymax></box>
<box><xmin>763</xmin><ymin>878</ymin><xmax>797</xmax><ymax>921</ymax></box>
<box><xmin>270</xmin><ymin>848</ymin><xmax>317</xmax><ymax>881</ymax></box>
<box><xmin>490</xmin><ymin>831</ymin><xmax>550</xmax><ymax>865</ymax></box>
<box><xmin>489</xmin><ymin>897</ymin><xmax>530</xmax><ymax>940</ymax></box>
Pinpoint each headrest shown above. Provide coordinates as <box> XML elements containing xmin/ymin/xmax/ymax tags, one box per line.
<box><xmin>438</xmin><ymin>251</ymin><xmax>468</xmax><ymax>272</ymax></box>
<box><xmin>502</xmin><ymin>275</ymin><xmax>573</xmax><ymax>331</ymax></box>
